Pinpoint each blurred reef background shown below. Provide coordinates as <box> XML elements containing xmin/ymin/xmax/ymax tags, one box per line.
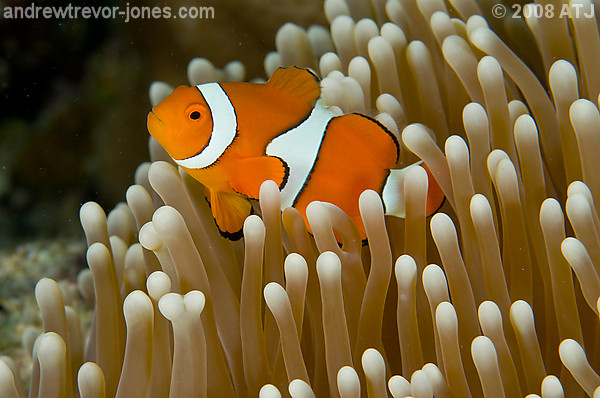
<box><xmin>0</xmin><ymin>0</ymin><xmax>323</xmax><ymax>366</ymax></box>
<box><xmin>0</xmin><ymin>0</ymin><xmax>325</xmax><ymax>246</ymax></box>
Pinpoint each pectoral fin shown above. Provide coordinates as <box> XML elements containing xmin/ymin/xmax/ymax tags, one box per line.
<box><xmin>228</xmin><ymin>156</ymin><xmax>288</xmax><ymax>199</ymax></box>
<box><xmin>208</xmin><ymin>189</ymin><xmax>252</xmax><ymax>240</ymax></box>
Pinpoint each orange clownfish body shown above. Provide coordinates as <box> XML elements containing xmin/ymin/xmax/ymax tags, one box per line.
<box><xmin>147</xmin><ymin>66</ymin><xmax>444</xmax><ymax>239</ymax></box>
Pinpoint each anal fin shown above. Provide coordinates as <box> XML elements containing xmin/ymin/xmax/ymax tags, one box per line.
<box><xmin>209</xmin><ymin>189</ymin><xmax>252</xmax><ymax>240</ymax></box>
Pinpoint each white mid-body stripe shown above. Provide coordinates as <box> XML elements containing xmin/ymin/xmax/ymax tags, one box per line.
<box><xmin>174</xmin><ymin>83</ymin><xmax>237</xmax><ymax>169</ymax></box>
<box><xmin>266</xmin><ymin>102</ymin><xmax>335</xmax><ymax>208</ymax></box>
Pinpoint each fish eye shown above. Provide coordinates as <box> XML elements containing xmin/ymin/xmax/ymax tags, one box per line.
<box><xmin>185</xmin><ymin>104</ymin><xmax>206</xmax><ymax>122</ymax></box>
<box><xmin>189</xmin><ymin>111</ymin><xmax>201</xmax><ymax>120</ymax></box>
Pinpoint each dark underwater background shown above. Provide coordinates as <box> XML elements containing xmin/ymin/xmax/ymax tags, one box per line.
<box><xmin>0</xmin><ymin>0</ymin><xmax>324</xmax><ymax>368</ymax></box>
<box><xmin>0</xmin><ymin>0</ymin><xmax>326</xmax><ymax>246</ymax></box>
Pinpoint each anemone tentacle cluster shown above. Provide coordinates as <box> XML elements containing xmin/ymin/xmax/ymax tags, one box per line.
<box><xmin>3</xmin><ymin>0</ymin><xmax>600</xmax><ymax>396</ymax></box>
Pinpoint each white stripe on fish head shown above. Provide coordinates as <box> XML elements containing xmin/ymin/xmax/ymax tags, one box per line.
<box><xmin>174</xmin><ymin>82</ymin><xmax>237</xmax><ymax>169</ymax></box>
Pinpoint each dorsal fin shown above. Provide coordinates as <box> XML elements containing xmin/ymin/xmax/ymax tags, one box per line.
<box><xmin>266</xmin><ymin>66</ymin><xmax>321</xmax><ymax>106</ymax></box>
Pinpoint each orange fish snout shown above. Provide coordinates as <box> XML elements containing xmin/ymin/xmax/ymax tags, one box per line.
<box><xmin>146</xmin><ymin>85</ymin><xmax>214</xmax><ymax>161</ymax></box>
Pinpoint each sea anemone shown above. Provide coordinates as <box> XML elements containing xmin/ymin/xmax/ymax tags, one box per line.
<box><xmin>3</xmin><ymin>0</ymin><xmax>600</xmax><ymax>396</ymax></box>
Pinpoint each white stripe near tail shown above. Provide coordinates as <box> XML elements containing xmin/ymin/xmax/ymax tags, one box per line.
<box><xmin>381</xmin><ymin>161</ymin><xmax>424</xmax><ymax>218</ymax></box>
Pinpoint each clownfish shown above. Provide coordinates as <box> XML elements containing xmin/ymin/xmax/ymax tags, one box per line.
<box><xmin>147</xmin><ymin>66</ymin><xmax>444</xmax><ymax>240</ymax></box>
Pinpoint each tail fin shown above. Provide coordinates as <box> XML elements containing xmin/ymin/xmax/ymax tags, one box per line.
<box><xmin>422</xmin><ymin>163</ymin><xmax>445</xmax><ymax>216</ymax></box>
<box><xmin>382</xmin><ymin>162</ymin><xmax>445</xmax><ymax>218</ymax></box>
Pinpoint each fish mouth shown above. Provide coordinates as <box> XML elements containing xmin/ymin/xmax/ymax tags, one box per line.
<box><xmin>149</xmin><ymin>111</ymin><xmax>164</xmax><ymax>126</ymax></box>
<box><xmin>147</xmin><ymin>111</ymin><xmax>167</xmax><ymax>141</ymax></box>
